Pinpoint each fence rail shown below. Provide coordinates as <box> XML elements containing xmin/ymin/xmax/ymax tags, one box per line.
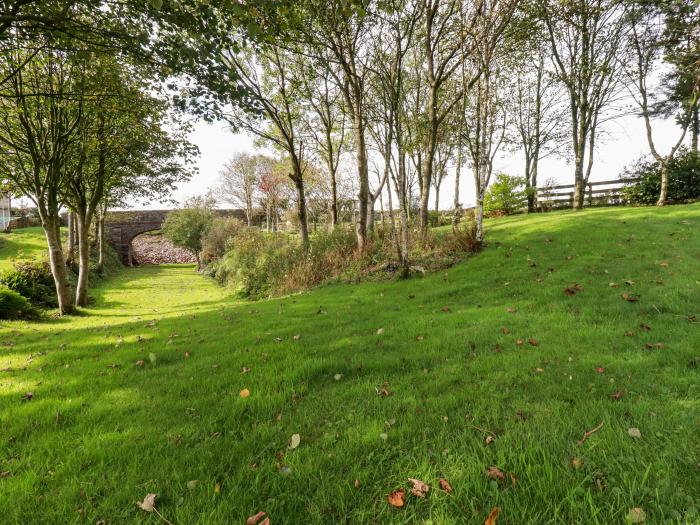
<box><xmin>537</xmin><ymin>178</ymin><xmax>638</xmax><ymax>208</ymax></box>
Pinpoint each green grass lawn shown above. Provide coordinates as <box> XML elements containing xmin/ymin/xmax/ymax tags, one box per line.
<box><xmin>1</xmin><ymin>205</ymin><xmax>698</xmax><ymax>524</ymax></box>
<box><xmin>0</xmin><ymin>226</ymin><xmax>53</xmax><ymax>271</ymax></box>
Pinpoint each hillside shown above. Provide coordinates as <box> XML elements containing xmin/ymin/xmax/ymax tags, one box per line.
<box><xmin>0</xmin><ymin>205</ymin><xmax>698</xmax><ymax>524</ymax></box>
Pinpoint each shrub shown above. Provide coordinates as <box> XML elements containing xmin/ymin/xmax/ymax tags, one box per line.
<box><xmin>0</xmin><ymin>260</ymin><xmax>57</xmax><ymax>307</ymax></box>
<box><xmin>0</xmin><ymin>287</ymin><xmax>38</xmax><ymax>320</ymax></box>
<box><xmin>484</xmin><ymin>173</ymin><xmax>527</xmax><ymax>216</ymax></box>
<box><xmin>428</xmin><ymin>211</ymin><xmax>450</xmax><ymax>227</ymax></box>
<box><xmin>621</xmin><ymin>149</ymin><xmax>700</xmax><ymax>205</ymax></box>
<box><xmin>201</xmin><ymin>217</ymin><xmax>244</xmax><ymax>264</ymax></box>
<box><xmin>162</xmin><ymin>197</ymin><xmax>214</xmax><ymax>267</ymax></box>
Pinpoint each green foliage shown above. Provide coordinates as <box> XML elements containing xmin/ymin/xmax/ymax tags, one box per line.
<box><xmin>428</xmin><ymin>211</ymin><xmax>450</xmax><ymax>227</ymax></box>
<box><xmin>621</xmin><ymin>149</ymin><xmax>700</xmax><ymax>205</ymax></box>
<box><xmin>0</xmin><ymin>260</ymin><xmax>57</xmax><ymax>307</ymax></box>
<box><xmin>162</xmin><ymin>199</ymin><xmax>214</xmax><ymax>263</ymax></box>
<box><xmin>201</xmin><ymin>217</ymin><xmax>245</xmax><ymax>264</ymax></box>
<box><xmin>0</xmin><ymin>287</ymin><xmax>37</xmax><ymax>320</ymax></box>
<box><xmin>484</xmin><ymin>173</ymin><xmax>527</xmax><ymax>216</ymax></box>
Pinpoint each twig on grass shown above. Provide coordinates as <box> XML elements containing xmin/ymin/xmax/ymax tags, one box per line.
<box><xmin>577</xmin><ymin>421</ymin><xmax>604</xmax><ymax>445</ymax></box>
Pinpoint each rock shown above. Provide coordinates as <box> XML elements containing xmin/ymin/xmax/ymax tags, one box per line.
<box><xmin>131</xmin><ymin>233</ymin><xmax>196</xmax><ymax>265</ymax></box>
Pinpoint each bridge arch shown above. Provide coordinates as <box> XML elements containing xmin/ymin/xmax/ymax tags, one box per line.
<box><xmin>105</xmin><ymin>209</ymin><xmax>247</xmax><ymax>265</ymax></box>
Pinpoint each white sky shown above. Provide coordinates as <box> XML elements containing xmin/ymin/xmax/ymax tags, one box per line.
<box><xmin>161</xmin><ymin>110</ymin><xmax>684</xmax><ymax>212</ymax></box>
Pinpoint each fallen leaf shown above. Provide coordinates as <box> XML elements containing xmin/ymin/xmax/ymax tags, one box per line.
<box><xmin>621</xmin><ymin>293</ymin><xmax>640</xmax><ymax>302</ymax></box>
<box><xmin>241</xmin><ymin>366</ymin><xmax>251</xmax><ymax>374</ymax></box>
<box><xmin>528</xmin><ymin>338</ymin><xmax>539</xmax><ymax>347</ymax></box>
<box><xmin>627</xmin><ymin>507</ymin><xmax>646</xmax><ymax>523</ymax></box>
<box><xmin>659</xmin><ymin>261</ymin><xmax>668</xmax><ymax>267</ymax></box>
<box><xmin>624</xmin><ymin>330</ymin><xmax>634</xmax><ymax>337</ymax></box>
<box><xmin>184</xmin><ymin>351</ymin><xmax>191</xmax><ymax>358</ymax></box>
<box><xmin>486</xmin><ymin>466</ymin><xmax>505</xmax><ymax>482</ymax></box>
<box><xmin>334</xmin><ymin>373</ymin><xmax>343</xmax><ymax>381</ymax></box>
<box><xmin>571</xmin><ymin>457</ymin><xmax>583</xmax><ymax>469</ymax></box>
<box><xmin>609</xmin><ymin>390</ymin><xmax>623</xmax><ymax>401</ymax></box>
<box><xmin>293</xmin><ymin>334</ymin><xmax>300</xmax><ymax>340</ymax></box>
<box><xmin>408</xmin><ymin>478</ymin><xmax>429</xmax><ymax>497</ymax></box>
<box><xmin>515</xmin><ymin>339</ymin><xmax>523</xmax><ymax>346</ymax></box>
<box><xmin>288</xmin><ymin>433</ymin><xmax>301</xmax><ymax>450</ymax></box>
<box><xmin>484</xmin><ymin>506</ymin><xmax>500</xmax><ymax>525</ymax></box>
<box><xmin>628</xmin><ymin>427</ymin><xmax>642</xmax><ymax>439</ymax></box>
<box><xmin>21</xmin><ymin>391</ymin><xmax>33</xmax><ymax>401</ymax></box>
<box><xmin>387</xmin><ymin>488</ymin><xmax>405</xmax><ymax>508</ymax></box>
<box><xmin>135</xmin><ymin>360</ymin><xmax>144</xmax><ymax>366</ymax></box>
<box><xmin>485</xmin><ymin>434</ymin><xmax>495</xmax><ymax>445</ymax></box>
<box><xmin>187</xmin><ymin>480</ymin><xmax>198</xmax><ymax>490</ymax></box>
<box><xmin>416</xmin><ymin>335</ymin><xmax>424</xmax><ymax>341</ymax></box>
<box><xmin>375</xmin><ymin>382</ymin><xmax>392</xmax><ymax>397</ymax></box>
<box><xmin>214</xmin><ymin>481</ymin><xmax>221</xmax><ymax>494</ymax></box>
<box><xmin>136</xmin><ymin>493</ymin><xmax>156</xmax><ymax>512</ymax></box>
<box><xmin>239</xmin><ymin>388</ymin><xmax>250</xmax><ymax>398</ymax></box>
<box><xmin>0</xmin><ymin>471</ymin><xmax>10</xmax><ymax>478</ymax></box>
<box><xmin>148</xmin><ymin>352</ymin><xmax>157</xmax><ymax>363</ymax></box>
<box><xmin>354</xmin><ymin>479</ymin><xmax>361</xmax><ymax>488</ymax></box>
<box><xmin>639</xmin><ymin>323</ymin><xmax>651</xmax><ymax>331</ymax></box>
<box><xmin>438</xmin><ymin>478</ymin><xmax>453</xmax><ymax>493</ymax></box>
<box><xmin>379</xmin><ymin>432</ymin><xmax>388</xmax><ymax>441</ymax></box>
<box><xmin>501</xmin><ymin>326</ymin><xmax>509</xmax><ymax>334</ymax></box>
<box><xmin>246</xmin><ymin>511</ymin><xmax>270</xmax><ymax>525</ymax></box>
<box><xmin>595</xmin><ymin>366</ymin><xmax>605</xmax><ymax>374</ymax></box>
<box><xmin>506</xmin><ymin>306</ymin><xmax>518</xmax><ymax>313</ymax></box>
<box><xmin>376</xmin><ymin>328</ymin><xmax>385</xmax><ymax>335</ymax></box>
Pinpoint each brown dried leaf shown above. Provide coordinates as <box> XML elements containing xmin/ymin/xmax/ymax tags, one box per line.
<box><xmin>21</xmin><ymin>391</ymin><xmax>33</xmax><ymax>401</ymax></box>
<box><xmin>501</xmin><ymin>326</ymin><xmax>509</xmax><ymax>334</ymax></box>
<box><xmin>438</xmin><ymin>478</ymin><xmax>453</xmax><ymax>493</ymax></box>
<box><xmin>528</xmin><ymin>338</ymin><xmax>539</xmax><ymax>347</ymax></box>
<box><xmin>484</xmin><ymin>506</ymin><xmax>500</xmax><ymax>525</ymax></box>
<box><xmin>408</xmin><ymin>478</ymin><xmax>430</xmax><ymax>497</ymax></box>
<box><xmin>595</xmin><ymin>366</ymin><xmax>605</xmax><ymax>374</ymax></box>
<box><xmin>571</xmin><ymin>457</ymin><xmax>583</xmax><ymax>470</ymax></box>
<box><xmin>136</xmin><ymin>493</ymin><xmax>156</xmax><ymax>512</ymax></box>
<box><xmin>486</xmin><ymin>466</ymin><xmax>505</xmax><ymax>482</ymax></box>
<box><xmin>387</xmin><ymin>488</ymin><xmax>405</xmax><ymax>508</ymax></box>
<box><xmin>246</xmin><ymin>511</ymin><xmax>269</xmax><ymax>525</ymax></box>
<box><xmin>621</xmin><ymin>293</ymin><xmax>640</xmax><ymax>302</ymax></box>
<box><xmin>609</xmin><ymin>390</ymin><xmax>623</xmax><ymax>401</ymax></box>
<box><xmin>239</xmin><ymin>388</ymin><xmax>250</xmax><ymax>398</ymax></box>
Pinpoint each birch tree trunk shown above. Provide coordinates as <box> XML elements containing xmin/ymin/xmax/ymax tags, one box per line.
<box><xmin>75</xmin><ymin>212</ymin><xmax>91</xmax><ymax>307</ymax></box>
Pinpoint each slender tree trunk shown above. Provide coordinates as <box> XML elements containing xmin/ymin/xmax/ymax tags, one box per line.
<box><xmin>354</xmin><ymin>109</ymin><xmax>369</xmax><ymax>251</ymax></box>
<box><xmin>691</xmin><ymin>105</ymin><xmax>698</xmax><ymax>153</ymax></box>
<box><xmin>66</xmin><ymin>212</ymin><xmax>75</xmax><ymax>266</ymax></box>
<box><xmin>475</xmin><ymin>190</ymin><xmax>485</xmax><ymax>246</ymax></box>
<box><xmin>573</xmin><ymin>154</ymin><xmax>585</xmax><ymax>210</ymax></box>
<box><xmin>657</xmin><ymin>160</ymin><xmax>669</xmax><ymax>206</ymax></box>
<box><xmin>42</xmin><ymin>213</ymin><xmax>74</xmax><ymax>315</ymax></box>
<box><xmin>75</xmin><ymin>211</ymin><xmax>92</xmax><ymax>307</ymax></box>
<box><xmin>452</xmin><ymin>144</ymin><xmax>462</xmax><ymax>230</ymax></box>
<box><xmin>434</xmin><ymin>184</ymin><xmax>440</xmax><ymax>213</ymax></box>
<box><xmin>292</xmin><ymin>170</ymin><xmax>309</xmax><ymax>247</ymax></box>
<box><xmin>97</xmin><ymin>212</ymin><xmax>105</xmax><ymax>275</ymax></box>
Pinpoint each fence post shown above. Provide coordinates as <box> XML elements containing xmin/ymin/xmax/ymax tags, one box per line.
<box><xmin>570</xmin><ymin>192</ymin><xmax>574</xmax><ymax>208</ymax></box>
<box><xmin>588</xmin><ymin>183</ymin><xmax>593</xmax><ymax>206</ymax></box>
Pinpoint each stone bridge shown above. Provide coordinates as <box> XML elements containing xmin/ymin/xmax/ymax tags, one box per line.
<box><xmin>105</xmin><ymin>209</ymin><xmax>246</xmax><ymax>265</ymax></box>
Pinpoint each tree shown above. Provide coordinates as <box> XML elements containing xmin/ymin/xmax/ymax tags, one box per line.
<box><xmin>540</xmin><ymin>0</ymin><xmax>628</xmax><ymax>210</ymax></box>
<box><xmin>508</xmin><ymin>31</ymin><xmax>567</xmax><ymax>212</ymax></box>
<box><xmin>623</xmin><ymin>0</ymin><xmax>699</xmax><ymax>205</ymax></box>
<box><xmin>162</xmin><ymin>196</ymin><xmax>214</xmax><ymax>269</ymax></box>
<box><xmin>221</xmin><ymin>45</ymin><xmax>311</xmax><ymax>245</ymax></box>
<box><xmin>216</xmin><ymin>153</ymin><xmax>263</xmax><ymax>226</ymax></box>
<box><xmin>0</xmin><ymin>41</ymin><xmax>85</xmax><ymax>314</ymax></box>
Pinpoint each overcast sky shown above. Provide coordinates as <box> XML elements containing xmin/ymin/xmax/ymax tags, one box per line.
<box><xmin>161</xmin><ymin>108</ymin><xmax>684</xmax><ymax>212</ymax></box>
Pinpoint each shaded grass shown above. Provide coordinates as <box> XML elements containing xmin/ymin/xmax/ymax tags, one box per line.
<box><xmin>0</xmin><ymin>205</ymin><xmax>699</xmax><ymax>524</ymax></box>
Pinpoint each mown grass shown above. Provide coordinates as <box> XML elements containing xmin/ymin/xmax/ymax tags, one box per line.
<box><xmin>0</xmin><ymin>227</ymin><xmax>53</xmax><ymax>271</ymax></box>
<box><xmin>0</xmin><ymin>205</ymin><xmax>698</xmax><ymax>524</ymax></box>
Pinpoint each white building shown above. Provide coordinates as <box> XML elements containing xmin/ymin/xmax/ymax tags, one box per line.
<box><xmin>0</xmin><ymin>194</ymin><xmax>10</xmax><ymax>231</ymax></box>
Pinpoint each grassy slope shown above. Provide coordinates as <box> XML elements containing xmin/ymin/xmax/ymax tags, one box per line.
<box><xmin>0</xmin><ymin>205</ymin><xmax>698</xmax><ymax>524</ymax></box>
<box><xmin>0</xmin><ymin>227</ymin><xmax>51</xmax><ymax>271</ymax></box>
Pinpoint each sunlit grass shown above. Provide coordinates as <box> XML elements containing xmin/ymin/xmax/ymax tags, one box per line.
<box><xmin>0</xmin><ymin>205</ymin><xmax>699</xmax><ymax>524</ymax></box>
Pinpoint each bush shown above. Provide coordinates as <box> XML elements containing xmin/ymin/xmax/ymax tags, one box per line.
<box><xmin>428</xmin><ymin>211</ymin><xmax>450</xmax><ymax>227</ymax></box>
<box><xmin>0</xmin><ymin>260</ymin><xmax>57</xmax><ymax>307</ymax></box>
<box><xmin>0</xmin><ymin>287</ymin><xmax>38</xmax><ymax>319</ymax></box>
<box><xmin>484</xmin><ymin>173</ymin><xmax>527</xmax><ymax>216</ymax></box>
<box><xmin>201</xmin><ymin>218</ymin><xmax>244</xmax><ymax>264</ymax></box>
<box><xmin>162</xmin><ymin>198</ymin><xmax>214</xmax><ymax>266</ymax></box>
<box><xmin>621</xmin><ymin>149</ymin><xmax>700</xmax><ymax>205</ymax></box>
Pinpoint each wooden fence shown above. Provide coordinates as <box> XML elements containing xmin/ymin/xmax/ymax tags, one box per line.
<box><xmin>537</xmin><ymin>178</ymin><xmax>637</xmax><ymax>209</ymax></box>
